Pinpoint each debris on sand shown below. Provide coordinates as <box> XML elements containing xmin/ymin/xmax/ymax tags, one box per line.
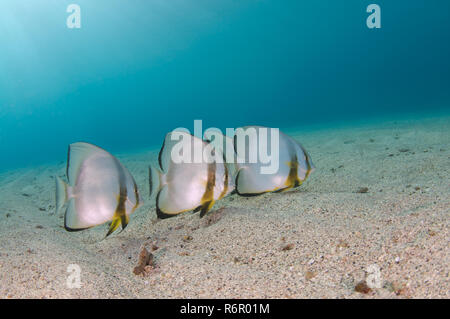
<box><xmin>133</xmin><ymin>247</ymin><xmax>154</xmax><ymax>276</ymax></box>
<box><xmin>202</xmin><ymin>207</ymin><xmax>226</xmax><ymax>227</ymax></box>
<box><xmin>281</xmin><ymin>243</ymin><xmax>295</xmax><ymax>251</ymax></box>
<box><xmin>305</xmin><ymin>271</ymin><xmax>316</xmax><ymax>280</ymax></box>
<box><xmin>384</xmin><ymin>281</ymin><xmax>408</xmax><ymax>296</ymax></box>
<box><xmin>356</xmin><ymin>187</ymin><xmax>369</xmax><ymax>193</ymax></box>
<box><xmin>337</xmin><ymin>240</ymin><xmax>349</xmax><ymax>249</ymax></box>
<box><xmin>354</xmin><ymin>280</ymin><xmax>372</xmax><ymax>294</ymax></box>
<box><xmin>427</xmin><ymin>229</ymin><xmax>437</xmax><ymax>236</ymax></box>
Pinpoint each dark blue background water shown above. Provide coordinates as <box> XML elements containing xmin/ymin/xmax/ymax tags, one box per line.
<box><xmin>1</xmin><ymin>0</ymin><xmax>449</xmax><ymax>171</ymax></box>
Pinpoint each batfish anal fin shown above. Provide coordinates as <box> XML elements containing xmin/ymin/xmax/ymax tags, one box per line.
<box><xmin>199</xmin><ymin>200</ymin><xmax>215</xmax><ymax>218</ymax></box>
<box><xmin>105</xmin><ymin>213</ymin><xmax>121</xmax><ymax>238</ymax></box>
<box><xmin>105</xmin><ymin>193</ymin><xmax>128</xmax><ymax>237</ymax></box>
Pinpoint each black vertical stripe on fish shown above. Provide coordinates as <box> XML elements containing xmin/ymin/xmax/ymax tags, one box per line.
<box><xmin>131</xmin><ymin>178</ymin><xmax>140</xmax><ymax>213</ymax></box>
<box><xmin>199</xmin><ymin>160</ymin><xmax>216</xmax><ymax>218</ymax></box>
<box><xmin>66</xmin><ymin>145</ymin><xmax>71</xmax><ymax>183</ymax></box>
<box><xmin>297</xmin><ymin>143</ymin><xmax>313</xmax><ymax>182</ymax></box>
<box><xmin>218</xmin><ymin>151</ymin><xmax>229</xmax><ymax>200</ymax></box>
<box><xmin>199</xmin><ymin>201</ymin><xmax>213</xmax><ymax>218</ymax></box>
<box><xmin>286</xmin><ymin>154</ymin><xmax>300</xmax><ymax>189</ymax></box>
<box><xmin>105</xmin><ymin>158</ymin><xmax>129</xmax><ymax>237</ymax></box>
<box><xmin>148</xmin><ymin>166</ymin><xmax>153</xmax><ymax>198</ymax></box>
<box><xmin>116</xmin><ymin>163</ymin><xmax>128</xmax><ymax>230</ymax></box>
<box><xmin>303</xmin><ymin>152</ymin><xmax>313</xmax><ymax>181</ymax></box>
<box><xmin>158</xmin><ymin>138</ymin><xmax>166</xmax><ymax>171</ymax></box>
<box><xmin>251</xmin><ymin>153</ymin><xmax>299</xmax><ymax>195</ymax></box>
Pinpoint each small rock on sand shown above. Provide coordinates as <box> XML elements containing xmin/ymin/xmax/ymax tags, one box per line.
<box><xmin>281</xmin><ymin>243</ymin><xmax>295</xmax><ymax>251</ymax></box>
<box><xmin>354</xmin><ymin>281</ymin><xmax>371</xmax><ymax>294</ymax></box>
<box><xmin>356</xmin><ymin>187</ymin><xmax>369</xmax><ymax>193</ymax></box>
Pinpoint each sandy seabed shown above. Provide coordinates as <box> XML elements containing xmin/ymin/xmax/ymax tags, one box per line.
<box><xmin>0</xmin><ymin>115</ymin><xmax>448</xmax><ymax>298</ymax></box>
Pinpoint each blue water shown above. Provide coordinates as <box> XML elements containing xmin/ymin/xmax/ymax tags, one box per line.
<box><xmin>0</xmin><ymin>0</ymin><xmax>449</xmax><ymax>172</ymax></box>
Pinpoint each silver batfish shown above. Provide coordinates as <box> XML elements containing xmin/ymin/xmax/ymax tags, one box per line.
<box><xmin>234</xmin><ymin>126</ymin><xmax>315</xmax><ymax>196</ymax></box>
<box><xmin>149</xmin><ymin>131</ymin><xmax>231</xmax><ymax>218</ymax></box>
<box><xmin>55</xmin><ymin>142</ymin><xmax>142</xmax><ymax>237</ymax></box>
